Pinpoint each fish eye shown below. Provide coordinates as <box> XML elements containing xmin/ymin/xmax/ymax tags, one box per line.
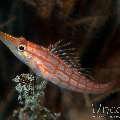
<box><xmin>17</xmin><ymin>44</ymin><xmax>26</xmax><ymax>52</ymax></box>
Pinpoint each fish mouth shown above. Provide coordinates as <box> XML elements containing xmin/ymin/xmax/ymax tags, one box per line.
<box><xmin>0</xmin><ymin>31</ymin><xmax>18</xmax><ymax>46</ymax></box>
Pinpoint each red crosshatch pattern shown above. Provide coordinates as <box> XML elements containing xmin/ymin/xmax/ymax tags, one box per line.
<box><xmin>0</xmin><ymin>31</ymin><xmax>118</xmax><ymax>94</ymax></box>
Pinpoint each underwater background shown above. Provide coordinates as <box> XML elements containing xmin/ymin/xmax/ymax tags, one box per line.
<box><xmin>0</xmin><ymin>0</ymin><xmax>120</xmax><ymax>120</ymax></box>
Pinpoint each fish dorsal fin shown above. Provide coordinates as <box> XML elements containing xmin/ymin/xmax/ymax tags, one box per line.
<box><xmin>48</xmin><ymin>40</ymin><xmax>81</xmax><ymax>70</ymax></box>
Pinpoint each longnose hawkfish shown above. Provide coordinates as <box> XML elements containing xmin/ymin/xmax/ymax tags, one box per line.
<box><xmin>0</xmin><ymin>31</ymin><xmax>118</xmax><ymax>94</ymax></box>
